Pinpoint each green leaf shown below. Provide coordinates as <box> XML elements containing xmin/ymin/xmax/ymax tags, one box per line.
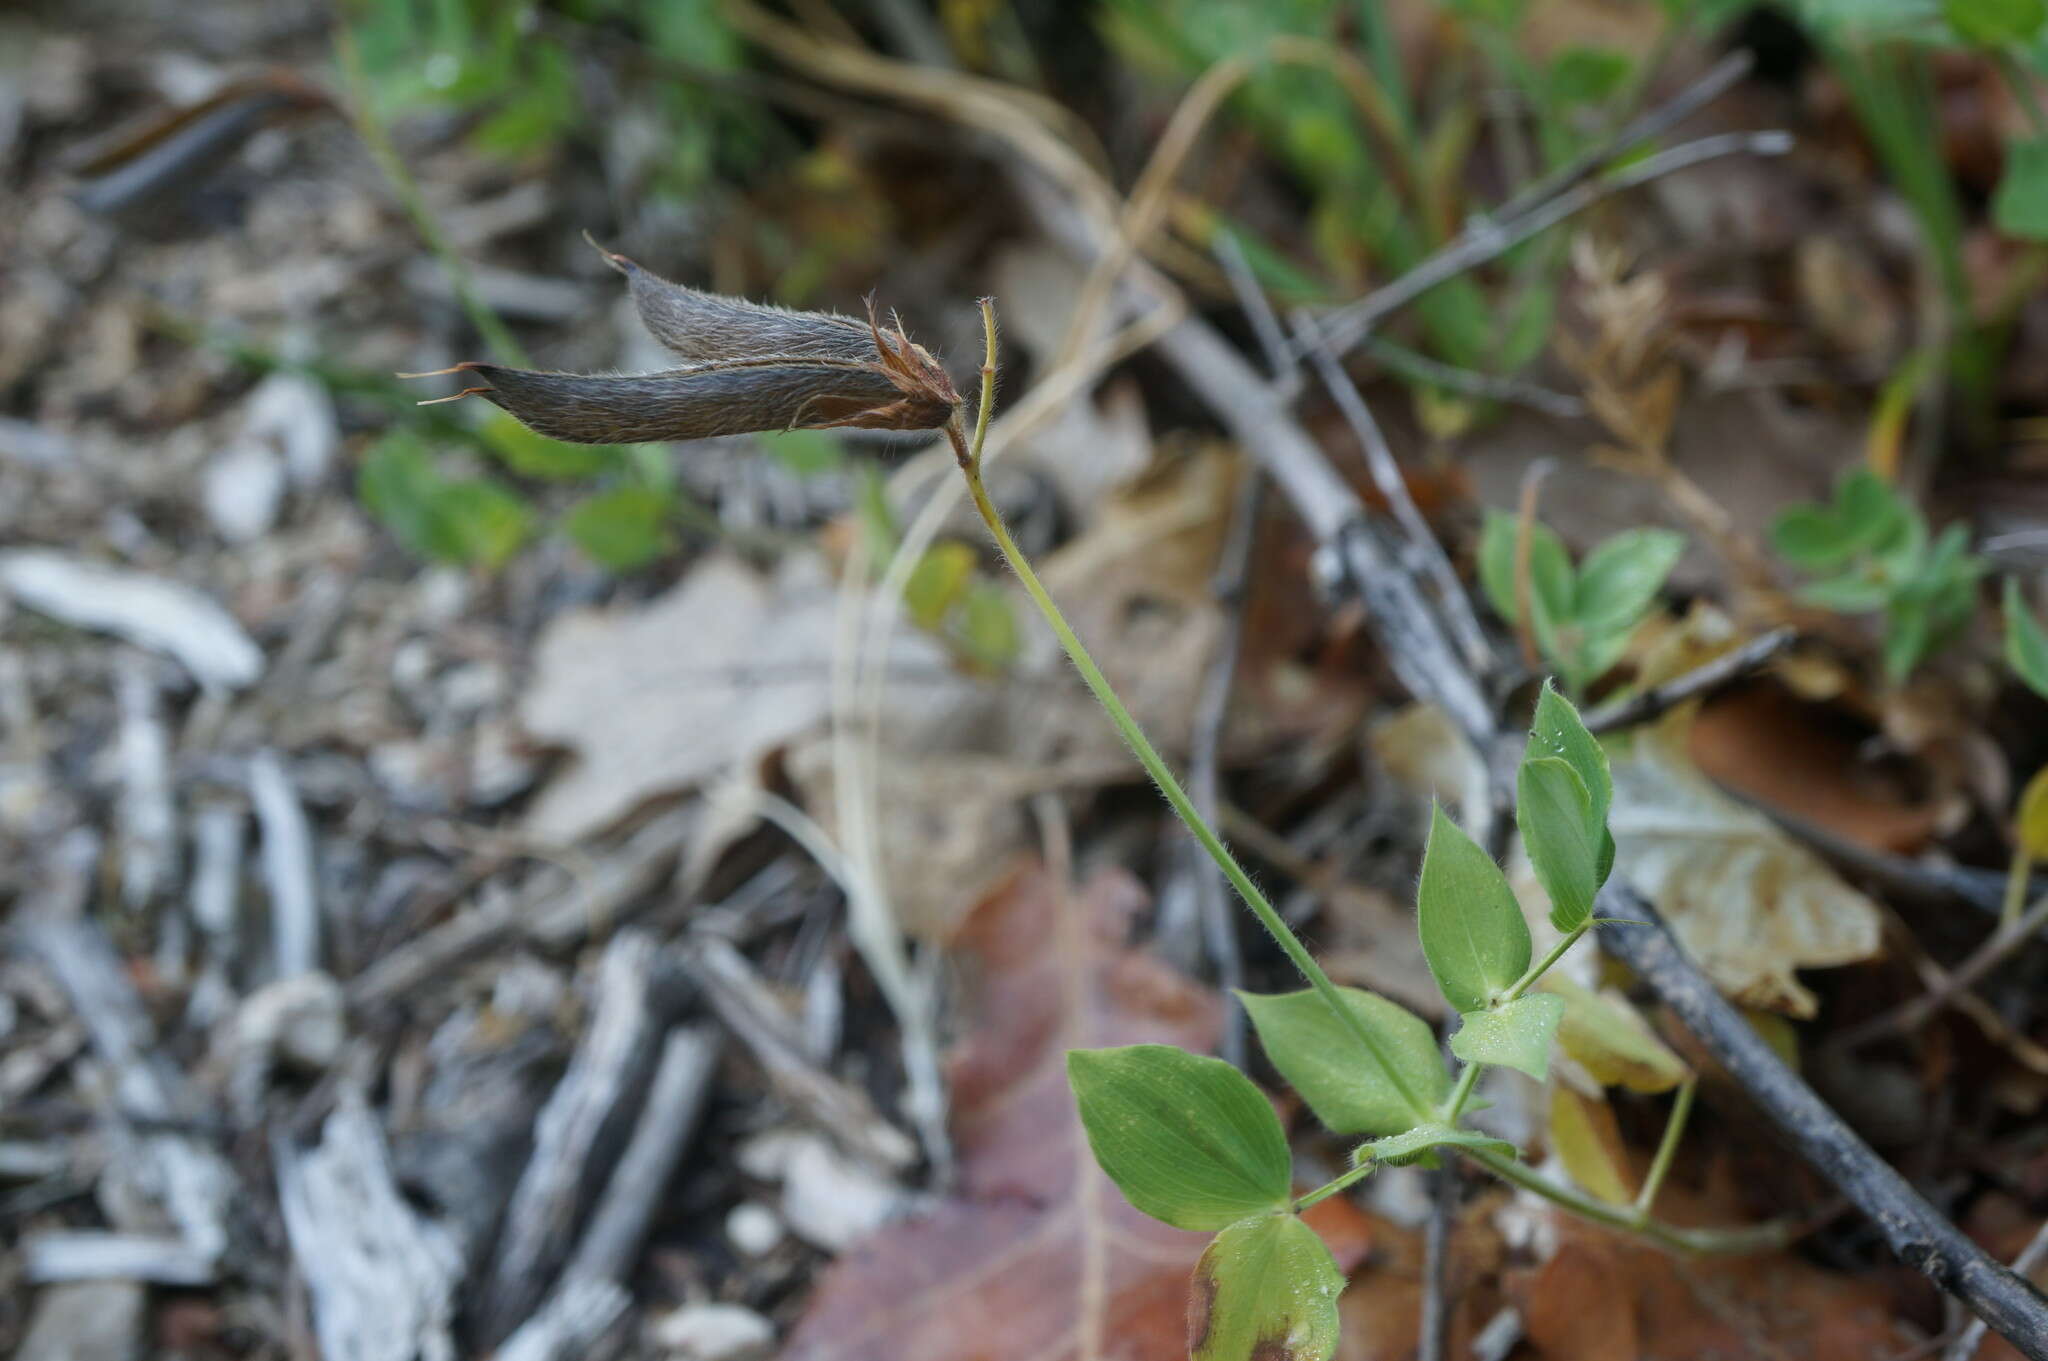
<box><xmin>1799</xmin><ymin>572</ymin><xmax>1893</xmax><ymax>614</ymax></box>
<box><xmin>2015</xmin><ymin>764</ymin><xmax>2048</xmax><ymax>860</ymax></box>
<box><xmin>1477</xmin><ymin>511</ymin><xmax>1574</xmax><ymax>633</ymax></box>
<box><xmin>957</xmin><ymin>582</ymin><xmax>1021</xmax><ymax>670</ymax></box>
<box><xmin>478</xmin><ymin>411</ymin><xmax>617</xmax><ymax>480</ymax></box>
<box><xmin>1547</xmin><ymin>46</ymin><xmax>1632</xmax><ymax>107</ymax></box>
<box><xmin>358</xmin><ymin>433</ymin><xmax>532</xmax><ymax>569</ymax></box>
<box><xmin>1573</xmin><ymin>529</ymin><xmax>1685</xmax><ymax>636</ymax></box>
<box><xmin>1449</xmin><ymin>993</ymin><xmax>1565</xmax><ymax>1080</ymax></box>
<box><xmin>757</xmin><ymin>428</ymin><xmax>844</xmax><ymax>478</ymax></box>
<box><xmin>1239</xmin><ymin>988</ymin><xmax>1447</xmax><ymax>1136</ymax></box>
<box><xmin>1417</xmin><ymin>805</ymin><xmax>1532</xmax><ymax>1013</ymax></box>
<box><xmin>1995</xmin><ymin>139</ymin><xmax>2048</xmax><ymax>240</ymax></box>
<box><xmin>1519</xmin><ymin>757</ymin><xmax>1600</xmax><ymax>932</ymax></box>
<box><xmin>562</xmin><ymin>486</ymin><xmax>674</xmax><ymax>571</ymax></box>
<box><xmin>2005</xmin><ymin>578</ymin><xmax>2048</xmax><ymax>700</ymax></box>
<box><xmin>1188</xmin><ymin>1213</ymin><xmax>1345</xmax><ymax>1361</ymax></box>
<box><xmin>1883</xmin><ymin>593</ymin><xmax>1935</xmax><ymax>682</ymax></box>
<box><xmin>1770</xmin><ymin>505</ymin><xmax>1855</xmax><ymax>570</ymax></box>
<box><xmin>1361</xmin><ymin>1124</ymin><xmax>1516</xmax><ymax>1167</ymax></box>
<box><xmin>904</xmin><ymin>541</ymin><xmax>976</xmax><ymax>632</ymax></box>
<box><xmin>1066</xmin><ymin>1046</ymin><xmax>1291</xmax><ymax>1230</ymax></box>
<box><xmin>1944</xmin><ymin>0</ymin><xmax>2047</xmax><ymax>45</ymax></box>
<box><xmin>1530</xmin><ymin>682</ymin><xmax>1611</xmax><ymax>831</ymax></box>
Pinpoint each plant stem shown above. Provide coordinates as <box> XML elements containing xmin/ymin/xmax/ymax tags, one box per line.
<box><xmin>1505</xmin><ymin>924</ymin><xmax>1587</xmax><ymax>1003</ymax></box>
<box><xmin>949</xmin><ymin>303</ymin><xmax>1436</xmax><ymax>1123</ymax></box>
<box><xmin>1633</xmin><ymin>1076</ymin><xmax>1697</xmax><ymax>1218</ymax></box>
<box><xmin>1440</xmin><ymin>1062</ymin><xmax>1482</xmax><ymax>1124</ymax></box>
<box><xmin>1294</xmin><ymin>1158</ymin><xmax>1376</xmax><ymax>1213</ymax></box>
<box><xmin>1464</xmin><ymin>1145</ymin><xmax>1790</xmax><ymax>1255</ymax></box>
<box><xmin>333</xmin><ymin>17</ymin><xmax>529</xmax><ymax>368</ymax></box>
<box><xmin>2004</xmin><ymin>847</ymin><xmax>2031</xmax><ymax>930</ymax></box>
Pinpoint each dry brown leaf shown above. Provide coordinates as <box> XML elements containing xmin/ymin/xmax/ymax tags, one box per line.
<box><xmin>784</xmin><ymin>863</ymin><xmax>1377</xmax><ymax>1361</ymax></box>
<box><xmin>1609</xmin><ymin>714</ymin><xmax>1883</xmax><ymax>1018</ymax></box>
<box><xmin>518</xmin><ymin>552</ymin><xmax>965</xmax><ymax>839</ymax></box>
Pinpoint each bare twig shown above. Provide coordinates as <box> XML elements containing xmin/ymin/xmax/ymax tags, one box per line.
<box><xmin>1419</xmin><ymin>1159</ymin><xmax>1458</xmax><ymax>1361</ymax></box>
<box><xmin>1945</xmin><ymin>1218</ymin><xmax>2048</xmax><ymax>1361</ymax></box>
<box><xmin>1211</xmin><ymin>232</ymin><xmax>1294</xmax><ymax>379</ymax></box>
<box><xmin>1293</xmin><ymin>310</ymin><xmax>1495</xmax><ymax>676</ymax></box>
<box><xmin>1299</xmin><ymin>130</ymin><xmax>1793</xmax><ymax>364</ymax></box>
<box><xmin>1581</xmin><ymin>628</ymin><xmax>1797</xmax><ymax>734</ymax></box>
<box><xmin>1831</xmin><ymin>892</ymin><xmax>2048</xmax><ymax>1052</ymax></box>
<box><xmin>1355</xmin><ymin>335</ymin><xmax>1587</xmax><ymax>418</ymax></box>
<box><xmin>1598</xmin><ymin>887</ymin><xmax>2048</xmax><ymax>1359</ymax></box>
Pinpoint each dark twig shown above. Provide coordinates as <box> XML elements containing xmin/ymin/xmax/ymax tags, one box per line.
<box><xmin>1581</xmin><ymin>627</ymin><xmax>1797</xmax><ymax>734</ymax></box>
<box><xmin>1830</xmin><ymin>891</ymin><xmax>2048</xmax><ymax>1052</ymax></box>
<box><xmin>1212</xmin><ymin>232</ymin><xmax>1294</xmax><ymax>380</ymax></box>
<box><xmin>1598</xmin><ymin>887</ymin><xmax>2048</xmax><ymax>1360</ymax></box>
<box><xmin>1946</xmin><ymin>1218</ymin><xmax>2048</xmax><ymax>1361</ymax></box>
<box><xmin>1757</xmin><ymin>804</ymin><xmax>2043</xmax><ymax>921</ymax></box>
<box><xmin>1420</xmin><ymin>1141</ymin><xmax>1458</xmax><ymax>1361</ymax></box>
<box><xmin>1293</xmin><ymin>310</ymin><xmax>1495</xmax><ymax>677</ymax></box>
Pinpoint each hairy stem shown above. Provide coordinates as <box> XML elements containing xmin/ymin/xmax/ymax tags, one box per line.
<box><xmin>1464</xmin><ymin>1146</ymin><xmax>1790</xmax><ymax>1254</ymax></box>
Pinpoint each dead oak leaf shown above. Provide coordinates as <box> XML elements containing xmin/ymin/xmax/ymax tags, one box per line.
<box><xmin>784</xmin><ymin>863</ymin><xmax>1374</xmax><ymax>1361</ymax></box>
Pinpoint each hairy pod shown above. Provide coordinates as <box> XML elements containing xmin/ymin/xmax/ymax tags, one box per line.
<box><xmin>412</xmin><ymin>240</ymin><xmax>961</xmax><ymax>444</ymax></box>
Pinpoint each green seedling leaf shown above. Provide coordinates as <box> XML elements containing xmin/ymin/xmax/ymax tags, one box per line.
<box><xmin>1573</xmin><ymin>529</ymin><xmax>1685</xmax><ymax>636</ymax></box>
<box><xmin>1531</xmin><ymin>681</ymin><xmax>1611</xmax><ymax>818</ymax></box>
<box><xmin>1944</xmin><ymin>0</ymin><xmax>2047</xmax><ymax>45</ymax></box>
<box><xmin>1240</xmin><ymin>988</ymin><xmax>1447</xmax><ymax>1136</ymax></box>
<box><xmin>2018</xmin><ymin>764</ymin><xmax>2048</xmax><ymax>861</ymax></box>
<box><xmin>478</xmin><ymin>410</ymin><xmax>617</xmax><ymax>480</ymax></box>
<box><xmin>1770</xmin><ymin>505</ymin><xmax>1855</xmax><ymax>570</ymax></box>
<box><xmin>1519</xmin><ymin>757</ymin><xmax>1600</xmax><ymax>932</ymax></box>
<box><xmin>432</xmin><ymin>480</ymin><xmax>532</xmax><ymax>569</ymax></box>
<box><xmin>1799</xmin><ymin>572</ymin><xmax>1892</xmax><ymax>614</ymax></box>
<box><xmin>1477</xmin><ymin>511</ymin><xmax>1574</xmax><ymax>635</ymax></box>
<box><xmin>1066</xmin><ymin>1046</ymin><xmax>1291</xmax><ymax>1231</ymax></box>
<box><xmin>562</xmin><ymin>485</ymin><xmax>674</xmax><ymax>572</ymax></box>
<box><xmin>1544</xmin><ymin>975</ymin><xmax>1688</xmax><ymax>1093</ymax></box>
<box><xmin>359</xmin><ymin>433</ymin><xmax>533</xmax><ymax>569</ymax></box>
<box><xmin>1188</xmin><ymin>1213</ymin><xmax>1345</xmax><ymax>1361</ymax></box>
<box><xmin>1361</xmin><ymin>1124</ymin><xmax>1516</xmax><ymax>1168</ymax></box>
<box><xmin>1882</xmin><ymin>593</ymin><xmax>1935</xmax><ymax>683</ymax></box>
<box><xmin>1417</xmin><ymin>805</ymin><xmax>1532</xmax><ymax>1013</ymax></box>
<box><xmin>2006</xmin><ymin>579</ymin><xmax>2048</xmax><ymax>700</ymax></box>
<box><xmin>903</xmin><ymin>541</ymin><xmax>977</xmax><ymax>632</ymax></box>
<box><xmin>1996</xmin><ymin>139</ymin><xmax>2048</xmax><ymax>241</ymax></box>
<box><xmin>957</xmin><ymin>582</ymin><xmax>1021</xmax><ymax>671</ymax></box>
<box><xmin>1449</xmin><ymin>993</ymin><xmax>1565</xmax><ymax>1080</ymax></box>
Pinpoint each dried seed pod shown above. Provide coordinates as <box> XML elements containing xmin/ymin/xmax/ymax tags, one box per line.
<box><xmin>413</xmin><ymin>243</ymin><xmax>961</xmax><ymax>444</ymax></box>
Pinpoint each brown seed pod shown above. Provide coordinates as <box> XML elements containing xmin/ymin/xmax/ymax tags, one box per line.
<box><xmin>411</xmin><ymin>241</ymin><xmax>961</xmax><ymax>444</ymax></box>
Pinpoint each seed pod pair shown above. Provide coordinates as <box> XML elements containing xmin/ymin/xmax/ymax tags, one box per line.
<box><xmin>413</xmin><ymin>240</ymin><xmax>961</xmax><ymax>444</ymax></box>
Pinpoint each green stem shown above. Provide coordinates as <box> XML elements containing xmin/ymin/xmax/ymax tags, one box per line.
<box><xmin>1464</xmin><ymin>1146</ymin><xmax>1789</xmax><ymax>1255</ymax></box>
<box><xmin>1633</xmin><ymin>1077</ymin><xmax>1697</xmax><ymax>1218</ymax></box>
<box><xmin>1505</xmin><ymin>923</ymin><xmax>1588</xmax><ymax>1004</ymax></box>
<box><xmin>333</xmin><ymin>16</ymin><xmax>529</xmax><ymax>368</ymax></box>
<box><xmin>2004</xmin><ymin>847</ymin><xmax>2032</xmax><ymax>930</ymax></box>
<box><xmin>1294</xmin><ymin>1158</ymin><xmax>1376</xmax><ymax>1213</ymax></box>
<box><xmin>946</xmin><ymin>304</ymin><xmax>1434</xmax><ymax>1124</ymax></box>
<box><xmin>1440</xmin><ymin>1062</ymin><xmax>1482</xmax><ymax>1124</ymax></box>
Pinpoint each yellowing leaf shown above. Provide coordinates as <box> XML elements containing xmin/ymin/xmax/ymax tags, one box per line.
<box><xmin>1188</xmin><ymin>1214</ymin><xmax>1345</xmax><ymax>1361</ymax></box>
<box><xmin>1548</xmin><ymin>1086</ymin><xmax>1636</xmax><ymax>1207</ymax></box>
<box><xmin>1606</xmin><ymin>719</ymin><xmax>1882</xmax><ymax>1018</ymax></box>
<box><xmin>2018</xmin><ymin>764</ymin><xmax>2048</xmax><ymax>861</ymax></box>
<box><xmin>1543</xmin><ymin>975</ymin><xmax>1688</xmax><ymax>1094</ymax></box>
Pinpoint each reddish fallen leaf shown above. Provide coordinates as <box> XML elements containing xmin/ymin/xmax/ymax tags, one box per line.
<box><xmin>1515</xmin><ymin>1221</ymin><xmax>1917</xmax><ymax>1361</ymax></box>
<box><xmin>785</xmin><ymin>862</ymin><xmax>1375</xmax><ymax>1361</ymax></box>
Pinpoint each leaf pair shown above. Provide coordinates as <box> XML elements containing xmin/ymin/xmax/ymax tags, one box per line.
<box><xmin>414</xmin><ymin>241</ymin><xmax>961</xmax><ymax>444</ymax></box>
<box><xmin>1477</xmin><ymin>512</ymin><xmax>1685</xmax><ymax>694</ymax></box>
<box><xmin>1066</xmin><ymin>1047</ymin><xmax>1342</xmax><ymax>1361</ymax></box>
<box><xmin>1516</xmin><ymin>683</ymin><xmax>1616</xmax><ymax>933</ymax></box>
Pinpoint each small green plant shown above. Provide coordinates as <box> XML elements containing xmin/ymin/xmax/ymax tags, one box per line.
<box><xmin>419</xmin><ymin>279</ymin><xmax>1783</xmax><ymax>1361</ymax></box>
<box><xmin>1475</xmin><ymin>512</ymin><xmax>1686</xmax><ymax>695</ymax></box>
<box><xmin>1770</xmin><ymin>468</ymin><xmax>1987</xmax><ymax>682</ymax></box>
<box><xmin>2009</xmin><ymin>578</ymin><xmax>2048</xmax><ymax>700</ymax></box>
